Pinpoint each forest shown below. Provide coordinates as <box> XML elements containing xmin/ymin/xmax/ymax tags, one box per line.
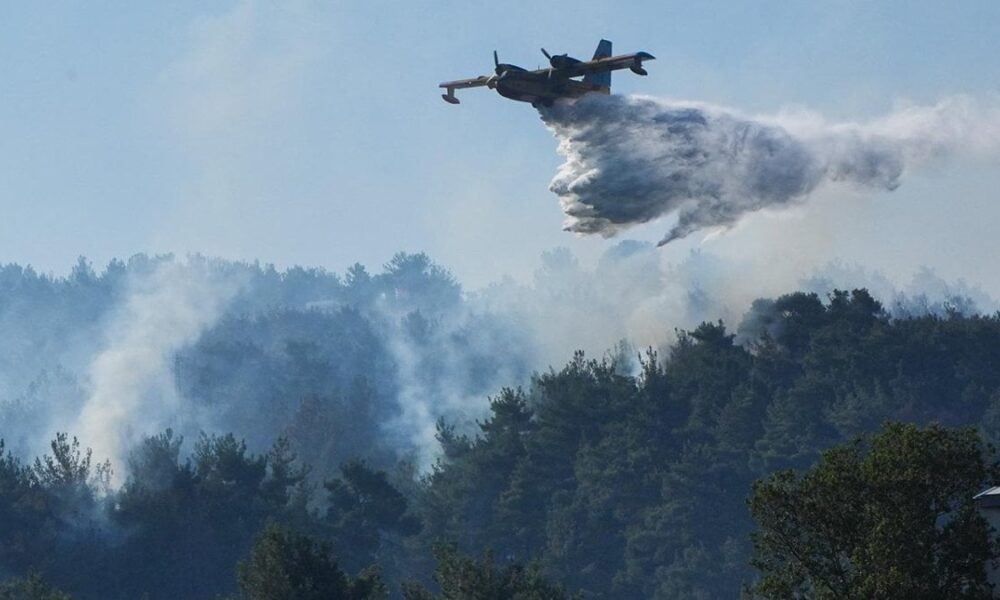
<box><xmin>3</xmin><ymin>252</ymin><xmax>1000</xmax><ymax>598</ymax></box>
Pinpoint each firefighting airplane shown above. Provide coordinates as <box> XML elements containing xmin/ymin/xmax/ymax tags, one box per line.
<box><xmin>439</xmin><ymin>39</ymin><xmax>654</xmax><ymax>108</ymax></box>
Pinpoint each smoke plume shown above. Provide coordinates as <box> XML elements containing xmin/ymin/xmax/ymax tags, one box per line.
<box><xmin>540</xmin><ymin>94</ymin><xmax>1000</xmax><ymax>245</ymax></box>
<box><xmin>71</xmin><ymin>259</ymin><xmax>240</xmax><ymax>480</ymax></box>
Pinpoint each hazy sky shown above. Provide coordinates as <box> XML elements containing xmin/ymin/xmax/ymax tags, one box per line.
<box><xmin>2</xmin><ymin>1</ymin><xmax>999</xmax><ymax>290</ymax></box>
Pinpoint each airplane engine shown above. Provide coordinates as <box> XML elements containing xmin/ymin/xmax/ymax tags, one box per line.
<box><xmin>551</xmin><ymin>55</ymin><xmax>581</xmax><ymax>69</ymax></box>
<box><xmin>542</xmin><ymin>49</ymin><xmax>581</xmax><ymax>71</ymax></box>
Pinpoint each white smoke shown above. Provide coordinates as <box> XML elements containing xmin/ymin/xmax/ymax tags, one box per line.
<box><xmin>540</xmin><ymin>94</ymin><xmax>1000</xmax><ymax>245</ymax></box>
<box><xmin>375</xmin><ymin>297</ymin><xmax>528</xmax><ymax>472</ymax></box>
<box><xmin>380</xmin><ymin>316</ymin><xmax>441</xmax><ymax>472</ymax></box>
<box><xmin>70</xmin><ymin>259</ymin><xmax>240</xmax><ymax>481</ymax></box>
<box><xmin>474</xmin><ymin>242</ymin><xmax>999</xmax><ymax>378</ymax></box>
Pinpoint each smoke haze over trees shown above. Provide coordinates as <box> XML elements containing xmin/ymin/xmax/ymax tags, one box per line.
<box><xmin>2</xmin><ymin>247</ymin><xmax>991</xmax><ymax>472</ymax></box>
<box><xmin>4</xmin><ymin>249</ymin><xmax>1000</xmax><ymax>597</ymax></box>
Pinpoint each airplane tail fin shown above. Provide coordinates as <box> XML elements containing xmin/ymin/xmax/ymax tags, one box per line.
<box><xmin>591</xmin><ymin>39</ymin><xmax>612</xmax><ymax>60</ymax></box>
<box><xmin>583</xmin><ymin>39</ymin><xmax>612</xmax><ymax>89</ymax></box>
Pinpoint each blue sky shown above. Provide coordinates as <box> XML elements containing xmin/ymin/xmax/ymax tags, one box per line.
<box><xmin>2</xmin><ymin>1</ymin><xmax>999</xmax><ymax>289</ymax></box>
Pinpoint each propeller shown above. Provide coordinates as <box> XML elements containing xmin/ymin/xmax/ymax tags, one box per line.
<box><xmin>541</xmin><ymin>48</ymin><xmax>555</xmax><ymax>79</ymax></box>
<box><xmin>485</xmin><ymin>51</ymin><xmax>501</xmax><ymax>87</ymax></box>
<box><xmin>490</xmin><ymin>49</ymin><xmax>528</xmax><ymax>83</ymax></box>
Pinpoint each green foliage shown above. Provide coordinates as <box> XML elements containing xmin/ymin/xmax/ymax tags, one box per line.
<box><xmin>748</xmin><ymin>423</ymin><xmax>1000</xmax><ymax>599</ymax></box>
<box><xmin>401</xmin><ymin>545</ymin><xmax>574</xmax><ymax>600</ymax></box>
<box><xmin>324</xmin><ymin>460</ymin><xmax>422</xmax><ymax>574</ymax></box>
<box><xmin>0</xmin><ymin>573</ymin><xmax>72</xmax><ymax>600</ymax></box>
<box><xmin>31</xmin><ymin>433</ymin><xmax>111</xmax><ymax>492</ymax></box>
<box><xmin>112</xmin><ymin>432</ymin><xmax>319</xmax><ymax>599</ymax></box>
<box><xmin>417</xmin><ymin>290</ymin><xmax>1000</xmax><ymax>598</ymax></box>
<box><xmin>235</xmin><ymin>524</ymin><xmax>385</xmax><ymax>600</ymax></box>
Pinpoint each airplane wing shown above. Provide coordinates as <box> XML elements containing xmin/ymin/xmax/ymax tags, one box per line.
<box><xmin>439</xmin><ymin>76</ymin><xmax>491</xmax><ymax>90</ymax></box>
<box><xmin>560</xmin><ymin>52</ymin><xmax>655</xmax><ymax>78</ymax></box>
<box><xmin>439</xmin><ymin>76</ymin><xmax>492</xmax><ymax>104</ymax></box>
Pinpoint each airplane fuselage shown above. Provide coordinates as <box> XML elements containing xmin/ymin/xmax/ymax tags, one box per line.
<box><xmin>493</xmin><ymin>73</ymin><xmax>609</xmax><ymax>107</ymax></box>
